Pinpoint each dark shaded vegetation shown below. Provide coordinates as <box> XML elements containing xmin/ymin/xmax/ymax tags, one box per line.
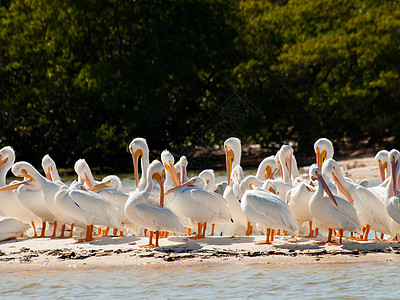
<box><xmin>1</xmin><ymin>0</ymin><xmax>399</xmax><ymax>171</ymax></box>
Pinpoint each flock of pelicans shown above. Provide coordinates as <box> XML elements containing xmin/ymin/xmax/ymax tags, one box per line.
<box><xmin>0</xmin><ymin>137</ymin><xmax>400</xmax><ymax>248</ymax></box>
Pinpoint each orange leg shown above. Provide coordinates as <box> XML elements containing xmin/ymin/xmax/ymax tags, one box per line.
<box><xmin>50</xmin><ymin>221</ymin><xmax>58</xmax><ymax>239</ymax></box>
<box><xmin>39</xmin><ymin>221</ymin><xmax>47</xmax><ymax>238</ymax></box>
<box><xmin>30</xmin><ymin>221</ymin><xmax>38</xmax><ymax>238</ymax></box>
<box><xmin>155</xmin><ymin>231</ymin><xmax>160</xmax><ymax>247</ymax></box>
<box><xmin>301</xmin><ymin>221</ymin><xmax>316</xmax><ymax>238</ymax></box>
<box><xmin>381</xmin><ymin>233</ymin><xmax>385</xmax><ymax>240</ymax></box>
<box><xmin>0</xmin><ymin>236</ymin><xmax>17</xmax><ymax>243</ymax></box>
<box><xmin>67</xmin><ymin>223</ymin><xmax>75</xmax><ymax>238</ymax></box>
<box><xmin>112</xmin><ymin>228</ymin><xmax>118</xmax><ymax>236</ymax></box>
<box><xmin>102</xmin><ymin>227</ymin><xmax>110</xmax><ymax>237</ymax></box>
<box><xmin>140</xmin><ymin>231</ymin><xmax>157</xmax><ymax>248</ymax></box>
<box><xmin>59</xmin><ymin>224</ymin><xmax>66</xmax><ymax>238</ymax></box>
<box><xmin>77</xmin><ymin>225</ymin><xmax>94</xmax><ymax>243</ymax></box>
<box><xmin>271</xmin><ymin>229</ymin><xmax>275</xmax><ymax>242</ymax></box>
<box><xmin>338</xmin><ymin>229</ymin><xmax>343</xmax><ymax>245</ymax></box>
<box><xmin>202</xmin><ymin>223</ymin><xmax>207</xmax><ymax>238</ymax></box>
<box><xmin>256</xmin><ymin>228</ymin><xmax>272</xmax><ymax>245</ymax></box>
<box><xmin>362</xmin><ymin>224</ymin><xmax>370</xmax><ymax>241</ymax></box>
<box><xmin>210</xmin><ymin>224</ymin><xmax>215</xmax><ymax>236</ymax></box>
<box><xmin>190</xmin><ymin>223</ymin><xmax>204</xmax><ymax>239</ymax></box>
<box><xmin>187</xmin><ymin>228</ymin><xmax>192</xmax><ymax>236</ymax></box>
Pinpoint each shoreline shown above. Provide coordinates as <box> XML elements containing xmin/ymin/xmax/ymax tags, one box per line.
<box><xmin>1</xmin><ymin>234</ymin><xmax>400</xmax><ymax>271</ymax></box>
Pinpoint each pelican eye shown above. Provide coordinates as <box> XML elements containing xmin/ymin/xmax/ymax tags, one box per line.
<box><xmin>277</xmin><ymin>192</ymin><xmax>279</xmax><ymax>195</ymax></box>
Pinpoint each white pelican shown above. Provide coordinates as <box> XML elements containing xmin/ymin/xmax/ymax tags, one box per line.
<box><xmin>88</xmin><ymin>175</ymin><xmax>130</xmax><ymax>236</ymax></box>
<box><xmin>0</xmin><ymin>147</ymin><xmax>39</xmax><ymax>236</ymax></box>
<box><xmin>240</xmin><ymin>180</ymin><xmax>299</xmax><ymax>244</ymax></box>
<box><xmin>323</xmin><ymin>158</ymin><xmax>392</xmax><ymax>240</ymax></box>
<box><xmin>42</xmin><ymin>154</ymin><xmax>64</xmax><ymax>185</ymax></box>
<box><xmin>255</xmin><ymin>156</ymin><xmax>278</xmax><ymax>182</ymax></box>
<box><xmin>286</xmin><ymin>175</ymin><xmax>316</xmax><ymax>237</ymax></box>
<box><xmin>198</xmin><ymin>169</ymin><xmax>216</xmax><ymax>193</ymax></box>
<box><xmin>384</xmin><ymin>149</ymin><xmax>400</xmax><ymax>239</ymax></box>
<box><xmin>166</xmin><ymin>176</ymin><xmax>233</xmax><ymax>239</ymax></box>
<box><xmin>129</xmin><ymin>138</ymin><xmax>150</xmax><ymax>191</ymax></box>
<box><xmin>55</xmin><ymin>181</ymin><xmax>123</xmax><ymax>242</ymax></box>
<box><xmin>125</xmin><ymin>160</ymin><xmax>185</xmax><ymax>247</ymax></box>
<box><xmin>0</xmin><ymin>216</ymin><xmax>30</xmax><ymax>242</ymax></box>
<box><xmin>175</xmin><ymin>156</ymin><xmax>188</xmax><ymax>184</ymax></box>
<box><xmin>309</xmin><ymin>165</ymin><xmax>361</xmax><ymax>245</ymax></box>
<box><xmin>314</xmin><ymin>138</ymin><xmax>337</xmax><ymax>193</ymax></box>
<box><xmin>75</xmin><ymin>159</ymin><xmax>127</xmax><ymax>236</ymax></box>
<box><xmin>221</xmin><ymin>137</ymin><xmax>247</xmax><ymax>235</ymax></box>
<box><xmin>273</xmin><ymin>145</ymin><xmax>294</xmax><ymax>199</ymax></box>
<box><xmin>161</xmin><ymin>150</ymin><xmax>180</xmax><ymax>189</ymax></box>
<box><xmin>12</xmin><ymin>161</ymin><xmax>73</xmax><ymax>238</ymax></box>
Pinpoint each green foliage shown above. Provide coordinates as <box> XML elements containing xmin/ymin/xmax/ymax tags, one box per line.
<box><xmin>1</xmin><ymin>0</ymin><xmax>400</xmax><ymax>171</ymax></box>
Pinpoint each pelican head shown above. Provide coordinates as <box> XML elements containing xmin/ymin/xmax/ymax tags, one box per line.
<box><xmin>314</xmin><ymin>138</ymin><xmax>334</xmax><ymax>169</ymax></box>
<box><xmin>0</xmin><ymin>146</ymin><xmax>15</xmax><ymax>171</ymax></box>
<box><xmin>375</xmin><ymin>150</ymin><xmax>389</xmax><ymax>182</ymax></box>
<box><xmin>256</xmin><ymin>156</ymin><xmax>278</xmax><ymax>181</ymax></box>
<box><xmin>224</xmin><ymin>137</ymin><xmax>241</xmax><ymax>186</ymax></box>
<box><xmin>161</xmin><ymin>150</ymin><xmax>180</xmax><ymax>187</ymax></box>
<box><xmin>42</xmin><ymin>154</ymin><xmax>57</xmax><ymax>181</ymax></box>
<box><xmin>129</xmin><ymin>137</ymin><xmax>149</xmax><ymax>188</ymax></box>
<box><xmin>74</xmin><ymin>159</ymin><xmax>95</xmax><ymax>188</ymax></box>
<box><xmin>309</xmin><ymin>164</ymin><xmax>338</xmax><ymax>206</ymax></box>
<box><xmin>389</xmin><ymin>149</ymin><xmax>400</xmax><ymax>196</ymax></box>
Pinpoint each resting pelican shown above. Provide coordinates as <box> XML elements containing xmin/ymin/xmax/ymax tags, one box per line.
<box><xmin>323</xmin><ymin>158</ymin><xmax>392</xmax><ymax>240</ymax></box>
<box><xmin>75</xmin><ymin>159</ymin><xmax>127</xmax><ymax>236</ymax></box>
<box><xmin>42</xmin><ymin>154</ymin><xmax>64</xmax><ymax>185</ymax></box>
<box><xmin>286</xmin><ymin>176</ymin><xmax>316</xmax><ymax>237</ymax></box>
<box><xmin>241</xmin><ymin>180</ymin><xmax>298</xmax><ymax>244</ymax></box>
<box><xmin>309</xmin><ymin>165</ymin><xmax>361</xmax><ymax>245</ymax></box>
<box><xmin>199</xmin><ymin>169</ymin><xmax>216</xmax><ymax>193</ymax></box>
<box><xmin>55</xmin><ymin>181</ymin><xmax>123</xmax><ymax>242</ymax></box>
<box><xmin>166</xmin><ymin>176</ymin><xmax>233</xmax><ymax>239</ymax></box>
<box><xmin>12</xmin><ymin>162</ymin><xmax>72</xmax><ymax>238</ymax></box>
<box><xmin>88</xmin><ymin>175</ymin><xmax>130</xmax><ymax>235</ymax></box>
<box><xmin>0</xmin><ymin>216</ymin><xmax>30</xmax><ymax>242</ymax></box>
<box><xmin>125</xmin><ymin>160</ymin><xmax>185</xmax><ymax>247</ymax></box>
<box><xmin>175</xmin><ymin>156</ymin><xmax>188</xmax><ymax>184</ymax></box>
<box><xmin>161</xmin><ymin>150</ymin><xmax>180</xmax><ymax>189</ymax></box>
<box><xmin>255</xmin><ymin>156</ymin><xmax>278</xmax><ymax>182</ymax></box>
<box><xmin>0</xmin><ymin>147</ymin><xmax>39</xmax><ymax>236</ymax></box>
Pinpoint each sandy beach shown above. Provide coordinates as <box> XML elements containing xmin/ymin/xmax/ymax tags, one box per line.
<box><xmin>2</xmin><ymin>155</ymin><xmax>397</xmax><ymax>271</ymax></box>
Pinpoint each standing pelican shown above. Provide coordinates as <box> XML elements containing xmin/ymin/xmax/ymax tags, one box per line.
<box><xmin>55</xmin><ymin>181</ymin><xmax>123</xmax><ymax>242</ymax></box>
<box><xmin>323</xmin><ymin>158</ymin><xmax>392</xmax><ymax>240</ymax></box>
<box><xmin>88</xmin><ymin>175</ymin><xmax>130</xmax><ymax>236</ymax></box>
<box><xmin>129</xmin><ymin>138</ymin><xmax>151</xmax><ymax>192</ymax></box>
<box><xmin>161</xmin><ymin>150</ymin><xmax>180</xmax><ymax>189</ymax></box>
<box><xmin>125</xmin><ymin>160</ymin><xmax>185</xmax><ymax>247</ymax></box>
<box><xmin>384</xmin><ymin>149</ymin><xmax>400</xmax><ymax>240</ymax></box>
<box><xmin>309</xmin><ymin>165</ymin><xmax>362</xmax><ymax>245</ymax></box>
<box><xmin>221</xmin><ymin>137</ymin><xmax>247</xmax><ymax>235</ymax></box>
<box><xmin>166</xmin><ymin>176</ymin><xmax>233</xmax><ymax>239</ymax></box>
<box><xmin>240</xmin><ymin>180</ymin><xmax>299</xmax><ymax>244</ymax></box>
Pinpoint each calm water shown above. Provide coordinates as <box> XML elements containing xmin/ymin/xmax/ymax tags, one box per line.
<box><xmin>1</xmin><ymin>262</ymin><xmax>399</xmax><ymax>299</ymax></box>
